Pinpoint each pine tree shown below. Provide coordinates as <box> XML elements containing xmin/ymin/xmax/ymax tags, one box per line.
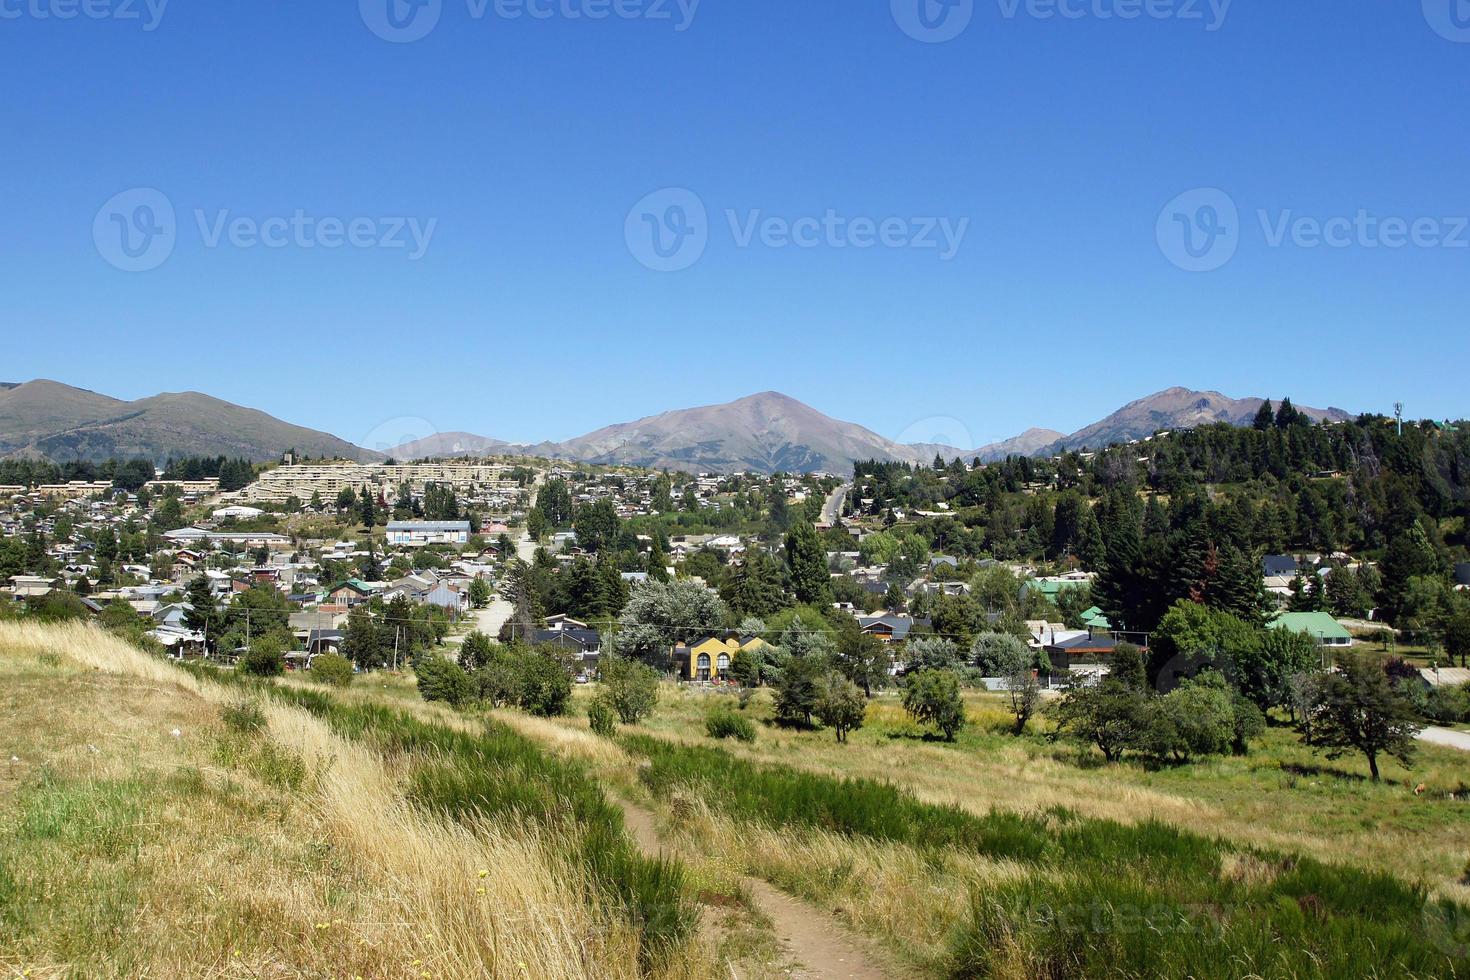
<box><xmin>1253</xmin><ymin>400</ymin><xmax>1275</xmax><ymax>431</ymax></box>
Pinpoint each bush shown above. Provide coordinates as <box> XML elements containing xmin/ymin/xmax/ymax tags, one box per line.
<box><xmin>221</xmin><ymin>699</ymin><xmax>265</xmax><ymax>735</ymax></box>
<box><xmin>588</xmin><ymin>696</ymin><xmax>617</xmax><ymax>738</ymax></box>
<box><xmin>1051</xmin><ymin>678</ymin><xmax>1147</xmax><ymax>762</ymax></box>
<box><xmin>239</xmin><ymin>637</ymin><xmax>285</xmax><ymax>677</ymax></box>
<box><xmin>598</xmin><ymin>654</ymin><xmax>660</xmax><ymax>725</ymax></box>
<box><xmin>474</xmin><ymin>648</ymin><xmax>525</xmax><ymax>707</ymax></box>
<box><xmin>416</xmin><ymin>655</ymin><xmax>473</xmax><ymax>708</ymax></box>
<box><xmin>1142</xmin><ymin>673</ymin><xmax>1235</xmax><ymax>762</ymax></box>
<box><xmin>902</xmin><ymin>669</ymin><xmax>967</xmax><ymax>741</ymax></box>
<box><xmin>705</xmin><ymin>708</ymin><xmax>756</xmax><ymax>743</ymax></box>
<box><xmin>1424</xmin><ymin>683</ymin><xmax>1470</xmax><ymax>724</ymax></box>
<box><xmin>519</xmin><ymin>649</ymin><xmax>573</xmax><ymax>717</ymax></box>
<box><xmin>309</xmin><ymin>653</ymin><xmax>354</xmax><ymax>687</ymax></box>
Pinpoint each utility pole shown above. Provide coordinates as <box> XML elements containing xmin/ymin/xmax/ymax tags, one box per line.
<box><xmin>1394</xmin><ymin>402</ymin><xmax>1404</xmax><ymax>437</ymax></box>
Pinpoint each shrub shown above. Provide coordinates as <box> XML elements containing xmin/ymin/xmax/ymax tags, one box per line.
<box><xmin>902</xmin><ymin>669</ymin><xmax>966</xmax><ymax>741</ymax></box>
<box><xmin>474</xmin><ymin>648</ymin><xmax>525</xmax><ymax>707</ymax></box>
<box><xmin>598</xmin><ymin>654</ymin><xmax>660</xmax><ymax>725</ymax></box>
<box><xmin>1424</xmin><ymin>683</ymin><xmax>1470</xmax><ymax>724</ymax></box>
<box><xmin>309</xmin><ymin>653</ymin><xmax>354</xmax><ymax>687</ymax></box>
<box><xmin>416</xmin><ymin>655</ymin><xmax>473</xmax><ymax>708</ymax></box>
<box><xmin>220</xmin><ymin>699</ymin><xmax>265</xmax><ymax>735</ymax></box>
<box><xmin>1142</xmin><ymin>672</ymin><xmax>1236</xmax><ymax>762</ymax></box>
<box><xmin>239</xmin><ymin>637</ymin><xmax>285</xmax><ymax>677</ymax></box>
<box><xmin>705</xmin><ymin>708</ymin><xmax>756</xmax><ymax>743</ymax></box>
<box><xmin>519</xmin><ymin>649</ymin><xmax>572</xmax><ymax>717</ymax></box>
<box><xmin>587</xmin><ymin>696</ymin><xmax>617</xmax><ymax>738</ymax></box>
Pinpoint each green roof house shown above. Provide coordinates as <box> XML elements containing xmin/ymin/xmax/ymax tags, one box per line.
<box><xmin>1267</xmin><ymin>612</ymin><xmax>1353</xmax><ymax>647</ymax></box>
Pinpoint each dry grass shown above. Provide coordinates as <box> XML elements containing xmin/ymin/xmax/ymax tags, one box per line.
<box><xmin>627</xmin><ymin>685</ymin><xmax>1470</xmax><ymax>892</ymax></box>
<box><xmin>653</xmin><ymin>788</ymin><xmax>1033</xmax><ymax>970</ymax></box>
<box><xmin>0</xmin><ymin>622</ymin><xmax>714</xmax><ymax>979</ymax></box>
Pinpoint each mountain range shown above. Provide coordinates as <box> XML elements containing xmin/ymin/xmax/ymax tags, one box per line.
<box><xmin>0</xmin><ymin>380</ymin><xmax>375</xmax><ymax>465</ymax></box>
<box><xmin>1</xmin><ymin>380</ymin><xmax>1357</xmax><ymax>475</ymax></box>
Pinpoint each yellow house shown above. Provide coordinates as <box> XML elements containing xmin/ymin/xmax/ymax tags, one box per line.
<box><xmin>680</xmin><ymin>634</ymin><xmax>768</xmax><ymax>681</ymax></box>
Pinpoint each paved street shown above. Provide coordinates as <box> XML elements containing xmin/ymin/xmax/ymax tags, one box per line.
<box><xmin>1418</xmin><ymin>726</ymin><xmax>1470</xmax><ymax>753</ymax></box>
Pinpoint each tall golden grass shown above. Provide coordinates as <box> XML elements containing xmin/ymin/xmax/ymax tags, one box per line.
<box><xmin>0</xmin><ymin>622</ymin><xmax>710</xmax><ymax>979</ymax></box>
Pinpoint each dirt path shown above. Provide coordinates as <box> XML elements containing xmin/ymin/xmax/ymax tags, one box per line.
<box><xmin>618</xmin><ymin>800</ymin><xmax>894</xmax><ymax>980</ymax></box>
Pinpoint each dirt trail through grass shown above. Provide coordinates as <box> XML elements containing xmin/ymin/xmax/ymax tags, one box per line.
<box><xmin>617</xmin><ymin>798</ymin><xmax>894</xmax><ymax>980</ymax></box>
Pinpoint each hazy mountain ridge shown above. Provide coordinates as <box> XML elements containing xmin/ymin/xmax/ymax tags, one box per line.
<box><xmin>0</xmin><ymin>380</ymin><xmax>378</xmax><ymax>465</ymax></box>
<box><xmin>1034</xmin><ymin>387</ymin><xmax>1353</xmax><ymax>456</ymax></box>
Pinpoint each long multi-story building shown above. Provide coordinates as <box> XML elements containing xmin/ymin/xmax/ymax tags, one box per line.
<box><xmin>242</xmin><ymin>462</ymin><xmax>520</xmax><ymax>504</ymax></box>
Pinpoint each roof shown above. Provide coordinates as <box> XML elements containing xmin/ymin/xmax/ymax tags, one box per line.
<box><xmin>1267</xmin><ymin>612</ymin><xmax>1352</xmax><ymax>641</ymax></box>
<box><xmin>1262</xmin><ymin>555</ymin><xmax>1299</xmax><ymax>577</ymax></box>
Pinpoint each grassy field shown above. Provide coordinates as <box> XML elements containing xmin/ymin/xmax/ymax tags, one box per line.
<box><xmin>489</xmin><ymin>681</ymin><xmax>1470</xmax><ymax>976</ymax></box>
<box><xmin>6</xmin><ymin>628</ymin><xmax>1469</xmax><ymax>978</ymax></box>
<box><xmin>0</xmin><ymin>624</ymin><xmax>743</xmax><ymax>979</ymax></box>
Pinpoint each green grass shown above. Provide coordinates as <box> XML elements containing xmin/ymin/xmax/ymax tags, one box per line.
<box><xmin>622</xmin><ymin>732</ymin><xmax>1470</xmax><ymax>978</ymax></box>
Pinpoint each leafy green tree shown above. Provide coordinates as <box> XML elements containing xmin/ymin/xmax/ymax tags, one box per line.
<box><xmin>994</xmin><ymin>639</ymin><xmax>1041</xmax><ymax>734</ymax></box>
<box><xmin>468</xmin><ymin>577</ymin><xmax>492</xmax><ymax>609</ymax></box>
<box><xmin>342</xmin><ymin>606</ymin><xmax>386</xmax><ymax>670</ymax></box>
<box><xmin>518</xmin><ymin>649</ymin><xmax>573</xmax><ymax>717</ymax></box>
<box><xmin>901</xmin><ymin>669</ymin><xmax>966</xmax><ymax>741</ymax></box>
<box><xmin>772</xmin><ymin>648</ymin><xmax>828</xmax><ymax>727</ymax></box>
<box><xmin>814</xmin><ymin>673</ymin><xmax>867</xmax><ymax>743</ymax></box>
<box><xmin>615</xmin><ymin>579</ymin><xmax>728</xmax><ymax>664</ymax></box>
<box><xmin>1229</xmin><ymin>626</ymin><xmax>1321</xmax><ymax>712</ymax></box>
<box><xmin>1051</xmin><ymin>677</ymin><xmax>1146</xmax><ymax>762</ymax></box>
<box><xmin>240</xmin><ymin>635</ymin><xmax>286</xmax><ymax>677</ymax></box>
<box><xmin>416</xmin><ymin>655</ymin><xmax>473</xmax><ymax>708</ymax></box>
<box><xmin>1300</xmin><ymin>651</ymin><xmax>1423</xmax><ymax>781</ymax></box>
<box><xmin>1142</xmin><ymin>672</ymin><xmax>1235</xmax><ymax>762</ymax></box>
<box><xmin>458</xmin><ymin>630</ymin><xmax>495</xmax><ymax>672</ymax></box>
<box><xmin>597</xmin><ymin>654</ymin><xmax>660</xmax><ymax>724</ymax></box>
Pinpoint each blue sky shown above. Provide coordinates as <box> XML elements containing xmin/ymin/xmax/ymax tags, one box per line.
<box><xmin>3</xmin><ymin>0</ymin><xmax>1467</xmax><ymax>451</ymax></box>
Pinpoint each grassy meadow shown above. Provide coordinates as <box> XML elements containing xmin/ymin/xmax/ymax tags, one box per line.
<box><xmin>5</xmin><ymin>625</ymin><xmax>1469</xmax><ymax>978</ymax></box>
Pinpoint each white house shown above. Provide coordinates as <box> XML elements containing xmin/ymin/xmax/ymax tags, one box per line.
<box><xmin>385</xmin><ymin>521</ymin><xmax>472</xmax><ymax>547</ymax></box>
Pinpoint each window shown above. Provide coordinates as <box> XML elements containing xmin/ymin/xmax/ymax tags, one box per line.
<box><xmin>716</xmin><ymin>653</ymin><xmax>730</xmax><ymax>673</ymax></box>
<box><xmin>696</xmin><ymin>652</ymin><xmax>711</xmax><ymax>681</ymax></box>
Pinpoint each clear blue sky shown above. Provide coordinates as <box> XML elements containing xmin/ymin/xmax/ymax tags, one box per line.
<box><xmin>3</xmin><ymin>0</ymin><xmax>1467</xmax><ymax>451</ymax></box>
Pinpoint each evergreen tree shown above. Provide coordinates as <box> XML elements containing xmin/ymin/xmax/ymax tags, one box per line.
<box><xmin>784</xmin><ymin>520</ymin><xmax>831</xmax><ymax>606</ymax></box>
<box><xmin>1253</xmin><ymin>400</ymin><xmax>1275</xmax><ymax>431</ymax></box>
